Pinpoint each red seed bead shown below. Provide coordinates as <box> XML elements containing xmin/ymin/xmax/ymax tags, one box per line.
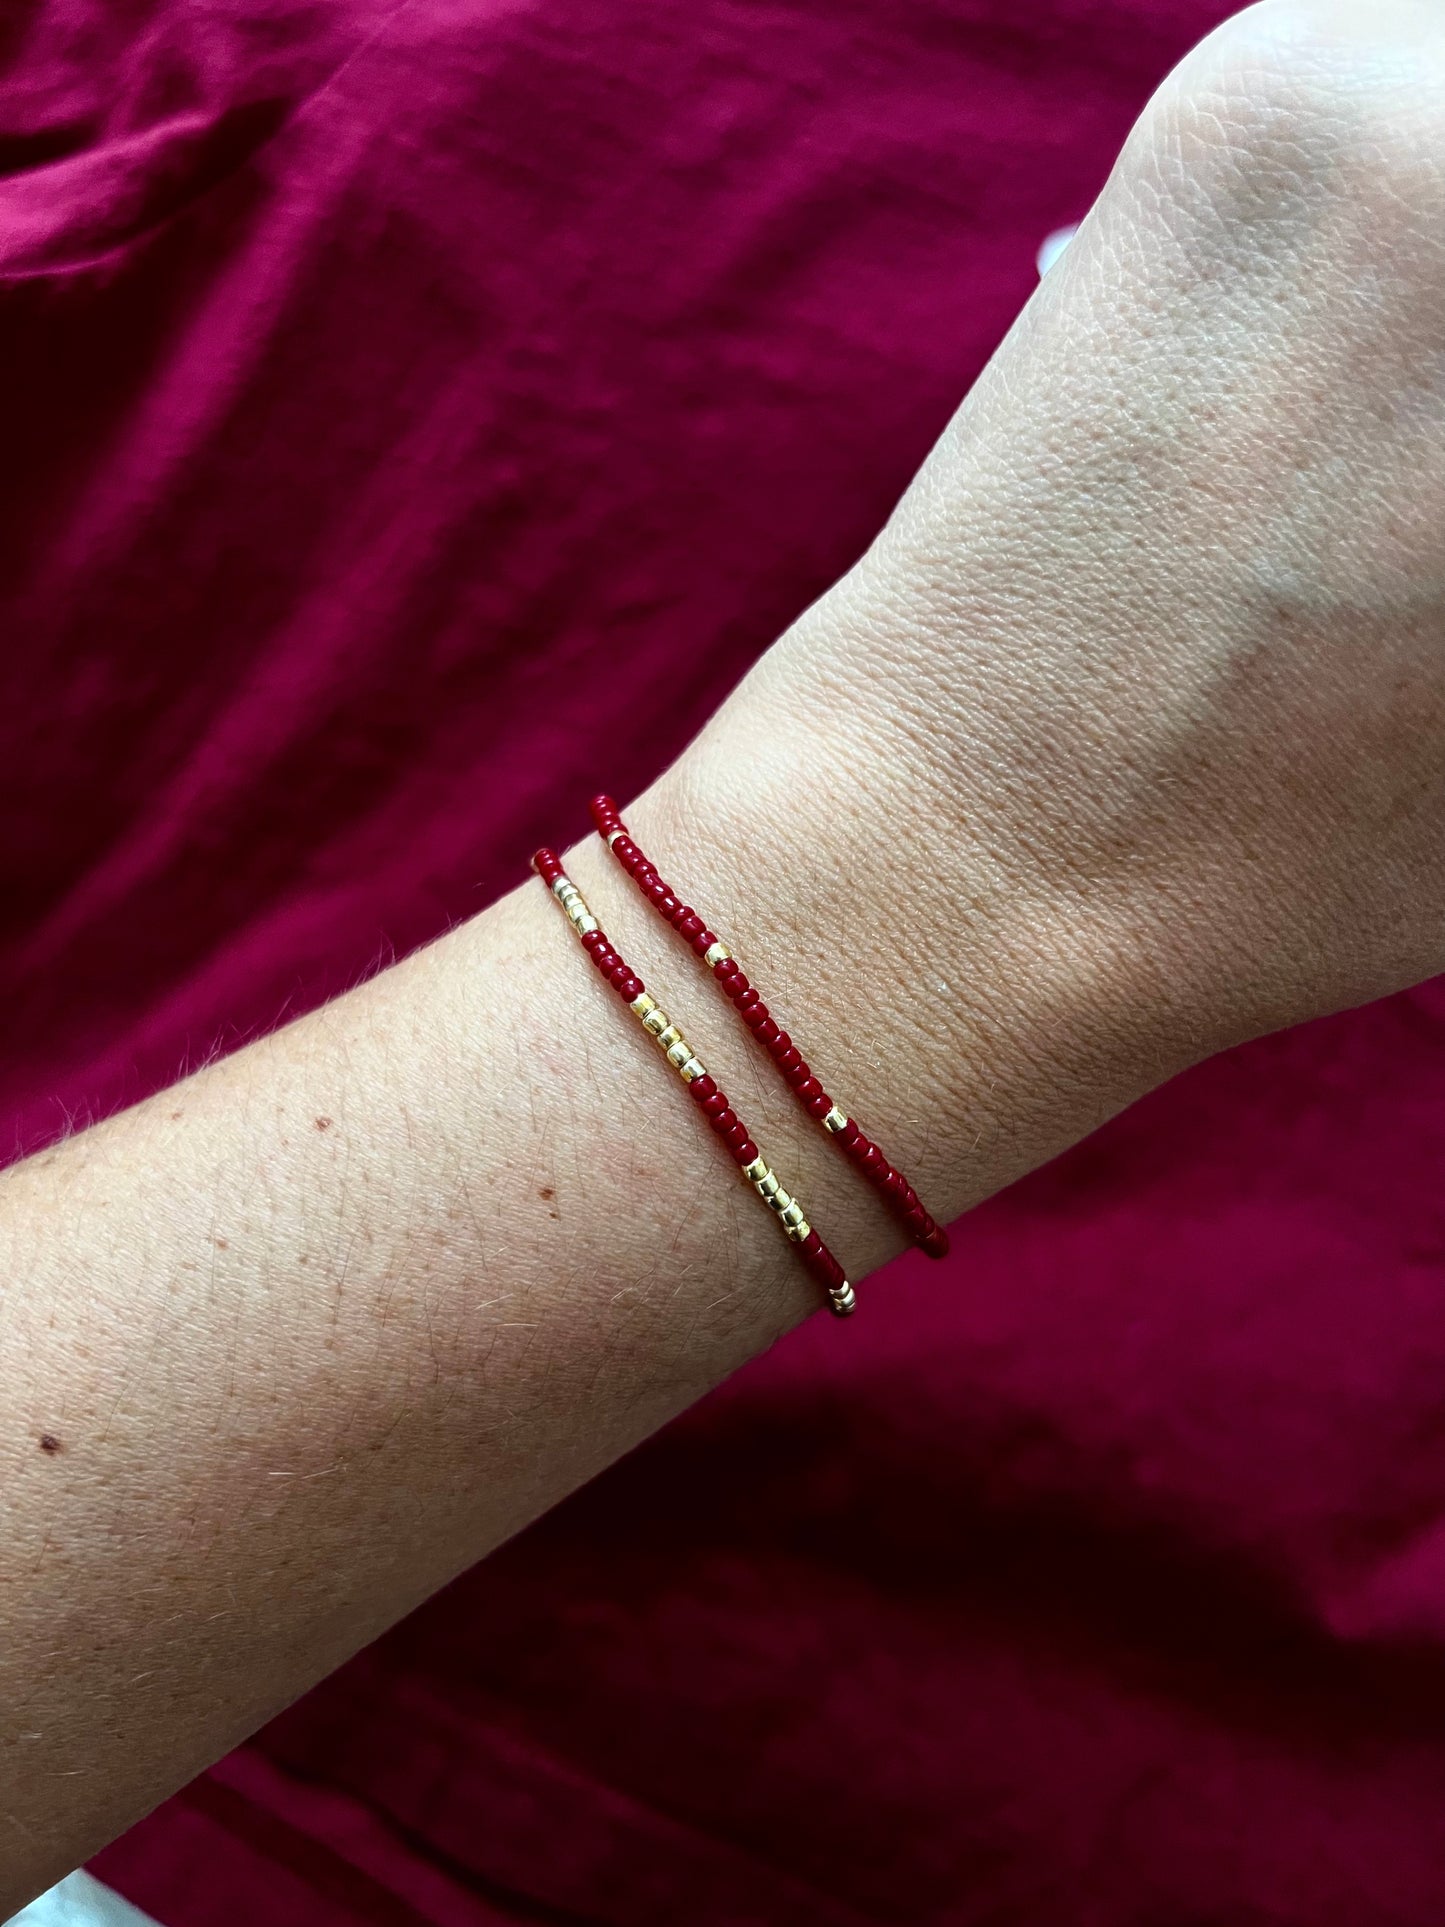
<box><xmin>586</xmin><ymin>803</ymin><xmax>947</xmax><ymax>1265</ymax></box>
<box><xmin>543</xmin><ymin>840</ymin><xmax>873</xmax><ymax>1300</ymax></box>
<box><xmin>922</xmin><ymin>1226</ymin><xmax>951</xmax><ymax>1258</ymax></box>
<box><xmin>800</xmin><ymin>1234</ymin><xmax>844</xmax><ymax>1292</ymax></box>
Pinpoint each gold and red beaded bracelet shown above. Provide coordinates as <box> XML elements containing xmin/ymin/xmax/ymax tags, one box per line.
<box><xmin>587</xmin><ymin>796</ymin><xmax>949</xmax><ymax>1260</ymax></box>
<box><xmin>532</xmin><ymin>846</ymin><xmax>856</xmax><ymax>1316</ymax></box>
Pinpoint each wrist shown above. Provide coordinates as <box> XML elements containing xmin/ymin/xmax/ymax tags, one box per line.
<box><xmin>596</xmin><ymin>617</ymin><xmax>1190</xmax><ymax>1262</ymax></box>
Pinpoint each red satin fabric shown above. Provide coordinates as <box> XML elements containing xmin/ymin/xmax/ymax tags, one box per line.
<box><xmin>10</xmin><ymin>2</ymin><xmax>1445</xmax><ymax>1921</ymax></box>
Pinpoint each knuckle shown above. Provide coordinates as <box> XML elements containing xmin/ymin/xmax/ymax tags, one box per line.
<box><xmin>1128</xmin><ymin>0</ymin><xmax>1445</xmax><ymax>237</ymax></box>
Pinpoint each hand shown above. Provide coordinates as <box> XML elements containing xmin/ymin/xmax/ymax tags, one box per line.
<box><xmin>646</xmin><ymin>0</ymin><xmax>1445</xmax><ymax>1203</ymax></box>
<box><xmin>10</xmin><ymin>3</ymin><xmax>1445</xmax><ymax>1901</ymax></box>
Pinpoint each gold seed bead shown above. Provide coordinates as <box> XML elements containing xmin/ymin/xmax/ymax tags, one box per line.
<box><xmin>539</xmin><ymin>853</ymin><xmax>854</xmax><ymax>1322</ymax></box>
<box><xmin>607</xmin><ymin>830</ymin><xmax>624</xmax><ymax>848</ymax></box>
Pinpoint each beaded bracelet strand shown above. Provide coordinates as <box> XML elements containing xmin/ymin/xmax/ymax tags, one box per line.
<box><xmin>532</xmin><ymin>847</ymin><xmax>856</xmax><ymax>1315</ymax></box>
<box><xmin>587</xmin><ymin>797</ymin><xmax>949</xmax><ymax>1260</ymax></box>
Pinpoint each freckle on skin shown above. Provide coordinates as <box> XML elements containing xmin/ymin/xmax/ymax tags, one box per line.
<box><xmin>315</xmin><ymin>1117</ymin><xmax>333</xmax><ymax>1131</ymax></box>
<box><xmin>539</xmin><ymin>1186</ymin><xmax>555</xmax><ymax>1201</ymax></box>
<box><xmin>213</xmin><ymin>1237</ymin><xmax>229</xmax><ymax>1250</ymax></box>
<box><xmin>38</xmin><ymin>1435</ymin><xmax>61</xmax><ymax>1455</ymax></box>
<box><xmin>171</xmin><ymin>1111</ymin><xmax>183</xmax><ymax>1121</ymax></box>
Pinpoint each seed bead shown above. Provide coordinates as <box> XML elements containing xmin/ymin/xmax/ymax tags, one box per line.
<box><xmin>587</xmin><ymin>797</ymin><xmax>947</xmax><ymax>1262</ymax></box>
<box><xmin>532</xmin><ymin>845</ymin><xmax>855</xmax><ymax>1317</ymax></box>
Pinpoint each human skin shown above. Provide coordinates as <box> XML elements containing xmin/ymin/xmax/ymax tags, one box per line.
<box><xmin>4</xmin><ymin>0</ymin><xmax>1445</xmax><ymax>1904</ymax></box>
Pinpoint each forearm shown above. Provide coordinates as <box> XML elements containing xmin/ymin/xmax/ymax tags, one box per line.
<box><xmin>0</xmin><ymin>613</ymin><xmax>1165</xmax><ymax>1905</ymax></box>
<box><xmin>14</xmin><ymin>0</ymin><xmax>1445</xmax><ymax>1892</ymax></box>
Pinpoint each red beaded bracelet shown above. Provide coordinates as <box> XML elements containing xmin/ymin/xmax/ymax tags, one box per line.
<box><xmin>532</xmin><ymin>847</ymin><xmax>856</xmax><ymax>1315</ymax></box>
<box><xmin>588</xmin><ymin>797</ymin><xmax>949</xmax><ymax>1260</ymax></box>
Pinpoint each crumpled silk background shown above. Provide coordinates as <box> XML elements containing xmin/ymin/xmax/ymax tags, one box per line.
<box><xmin>9</xmin><ymin>0</ymin><xmax>1445</xmax><ymax>1921</ymax></box>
